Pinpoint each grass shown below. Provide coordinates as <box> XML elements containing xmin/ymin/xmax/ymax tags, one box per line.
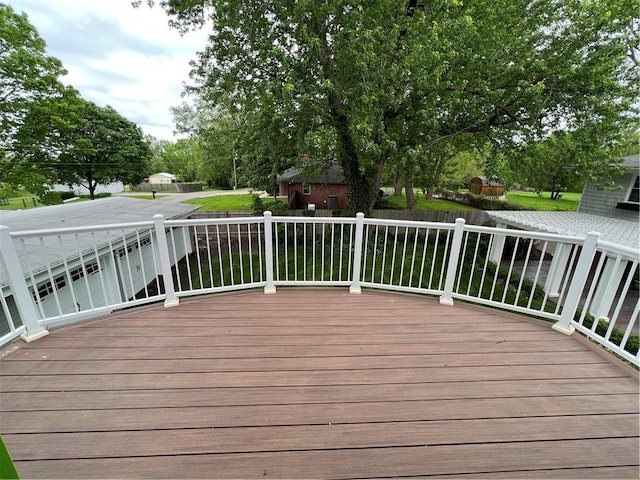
<box><xmin>0</xmin><ymin>196</ymin><xmax>39</xmax><ymax>210</ymax></box>
<box><xmin>378</xmin><ymin>195</ymin><xmax>479</xmax><ymax>211</ymax></box>
<box><xmin>0</xmin><ymin>435</ymin><xmax>19</xmax><ymax>479</ymax></box>
<box><xmin>504</xmin><ymin>191</ymin><xmax>581</xmax><ymax>211</ymax></box>
<box><xmin>184</xmin><ymin>194</ymin><xmax>255</xmax><ymax>211</ymax></box>
<box><xmin>186</xmin><ymin>192</ymin><xmax>480</xmax><ymax>212</ymax></box>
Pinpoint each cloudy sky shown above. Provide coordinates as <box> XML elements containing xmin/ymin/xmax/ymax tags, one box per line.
<box><xmin>7</xmin><ymin>0</ymin><xmax>208</xmax><ymax>140</ymax></box>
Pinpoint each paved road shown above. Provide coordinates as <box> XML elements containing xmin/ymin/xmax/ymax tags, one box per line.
<box><xmin>115</xmin><ymin>188</ymin><xmax>258</xmax><ymax>203</ymax></box>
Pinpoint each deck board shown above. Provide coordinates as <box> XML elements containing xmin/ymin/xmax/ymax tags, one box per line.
<box><xmin>1</xmin><ymin>288</ymin><xmax>638</xmax><ymax>479</ymax></box>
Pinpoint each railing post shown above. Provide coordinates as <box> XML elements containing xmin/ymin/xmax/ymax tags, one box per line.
<box><xmin>0</xmin><ymin>226</ymin><xmax>48</xmax><ymax>342</ymax></box>
<box><xmin>350</xmin><ymin>212</ymin><xmax>365</xmax><ymax>294</ymax></box>
<box><xmin>439</xmin><ymin>218</ymin><xmax>466</xmax><ymax>306</ymax></box>
<box><xmin>153</xmin><ymin>214</ymin><xmax>179</xmax><ymax>308</ymax></box>
<box><xmin>553</xmin><ymin>231</ymin><xmax>600</xmax><ymax>335</ymax></box>
<box><xmin>263</xmin><ymin>211</ymin><xmax>276</xmax><ymax>294</ymax></box>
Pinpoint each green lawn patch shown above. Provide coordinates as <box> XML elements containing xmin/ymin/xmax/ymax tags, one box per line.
<box><xmin>184</xmin><ymin>194</ymin><xmax>255</xmax><ymax>211</ymax></box>
<box><xmin>504</xmin><ymin>191</ymin><xmax>580</xmax><ymax>211</ymax></box>
<box><xmin>0</xmin><ymin>196</ymin><xmax>39</xmax><ymax>210</ymax></box>
<box><xmin>0</xmin><ymin>435</ymin><xmax>19</xmax><ymax>479</ymax></box>
<box><xmin>377</xmin><ymin>195</ymin><xmax>479</xmax><ymax>211</ymax></box>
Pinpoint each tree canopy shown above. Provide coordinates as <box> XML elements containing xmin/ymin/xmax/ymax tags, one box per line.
<box><xmin>0</xmin><ymin>3</ymin><xmax>65</xmax><ymax>143</ymax></box>
<box><xmin>1</xmin><ymin>3</ymin><xmax>151</xmax><ymax>199</ymax></box>
<box><xmin>147</xmin><ymin>0</ymin><xmax>638</xmax><ymax>213</ymax></box>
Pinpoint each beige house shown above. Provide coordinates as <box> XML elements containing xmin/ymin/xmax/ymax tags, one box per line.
<box><xmin>148</xmin><ymin>172</ymin><xmax>177</xmax><ymax>184</ymax></box>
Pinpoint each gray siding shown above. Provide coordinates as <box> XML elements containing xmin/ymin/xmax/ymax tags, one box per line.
<box><xmin>578</xmin><ymin>171</ymin><xmax>638</xmax><ymax>221</ymax></box>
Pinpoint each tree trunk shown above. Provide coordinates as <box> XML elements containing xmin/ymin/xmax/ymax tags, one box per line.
<box><xmin>404</xmin><ymin>176</ymin><xmax>416</xmax><ymax>209</ymax></box>
<box><xmin>393</xmin><ymin>169</ymin><xmax>403</xmax><ymax>196</ymax></box>
<box><xmin>425</xmin><ymin>187</ymin><xmax>435</xmax><ymax>200</ymax></box>
<box><xmin>87</xmin><ymin>176</ymin><xmax>96</xmax><ymax>200</ymax></box>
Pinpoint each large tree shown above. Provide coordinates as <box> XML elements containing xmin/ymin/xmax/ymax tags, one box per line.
<box><xmin>0</xmin><ymin>3</ymin><xmax>65</xmax><ymax>138</ymax></box>
<box><xmin>143</xmin><ymin>0</ymin><xmax>638</xmax><ymax>214</ymax></box>
<box><xmin>53</xmin><ymin>99</ymin><xmax>151</xmax><ymax>199</ymax></box>
<box><xmin>0</xmin><ymin>2</ymin><xmax>66</xmax><ymax>192</ymax></box>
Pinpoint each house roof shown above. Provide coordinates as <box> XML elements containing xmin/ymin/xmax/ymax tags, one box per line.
<box><xmin>487</xmin><ymin>211</ymin><xmax>639</xmax><ymax>250</ymax></box>
<box><xmin>0</xmin><ymin>197</ymin><xmax>198</xmax><ymax>232</ymax></box>
<box><xmin>149</xmin><ymin>172</ymin><xmax>177</xmax><ymax>179</ymax></box>
<box><xmin>0</xmin><ymin>197</ymin><xmax>199</xmax><ymax>285</ymax></box>
<box><xmin>278</xmin><ymin>164</ymin><xmax>346</xmax><ymax>184</ymax></box>
<box><xmin>622</xmin><ymin>154</ymin><xmax>639</xmax><ymax>169</ymax></box>
<box><xmin>471</xmin><ymin>176</ymin><xmax>504</xmax><ymax>187</ymax></box>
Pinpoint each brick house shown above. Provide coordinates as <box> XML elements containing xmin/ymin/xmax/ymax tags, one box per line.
<box><xmin>278</xmin><ymin>162</ymin><xmax>349</xmax><ymax>210</ymax></box>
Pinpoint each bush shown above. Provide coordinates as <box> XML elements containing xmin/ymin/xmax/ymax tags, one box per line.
<box><xmin>79</xmin><ymin>192</ymin><xmax>111</xmax><ymax>199</ymax></box>
<box><xmin>39</xmin><ymin>191</ymin><xmax>63</xmax><ymax>205</ymax></box>
<box><xmin>437</xmin><ymin>189</ymin><xmax>525</xmax><ymax>211</ymax></box>
<box><xmin>251</xmin><ymin>195</ymin><xmax>265</xmax><ymax>215</ymax></box>
<box><xmin>252</xmin><ymin>195</ymin><xmax>287</xmax><ymax>215</ymax></box>
<box><xmin>60</xmin><ymin>191</ymin><xmax>76</xmax><ymax>201</ymax></box>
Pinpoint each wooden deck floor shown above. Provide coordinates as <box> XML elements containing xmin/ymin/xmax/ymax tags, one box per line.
<box><xmin>1</xmin><ymin>288</ymin><xmax>638</xmax><ymax>479</ymax></box>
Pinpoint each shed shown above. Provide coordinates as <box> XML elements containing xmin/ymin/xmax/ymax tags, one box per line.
<box><xmin>469</xmin><ymin>176</ymin><xmax>505</xmax><ymax>196</ymax></box>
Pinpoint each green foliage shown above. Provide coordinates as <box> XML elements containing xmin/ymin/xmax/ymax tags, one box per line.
<box><xmin>0</xmin><ymin>3</ymin><xmax>67</xmax><ymax>194</ymax></box>
<box><xmin>438</xmin><ymin>190</ymin><xmax>525</xmax><ymax>211</ymax></box>
<box><xmin>150</xmin><ymin>0</ymin><xmax>638</xmax><ymax>216</ymax></box>
<box><xmin>0</xmin><ymin>434</ymin><xmax>19</xmax><ymax>479</ymax></box>
<box><xmin>1</xmin><ymin>8</ymin><xmax>151</xmax><ymax>198</ymax></box>
<box><xmin>49</xmin><ymin>98</ymin><xmax>152</xmax><ymax>199</ymax></box>
<box><xmin>38</xmin><ymin>190</ymin><xmax>62</xmax><ymax>206</ymax></box>
<box><xmin>0</xmin><ymin>3</ymin><xmax>65</xmax><ymax>144</ymax></box>
<box><xmin>147</xmin><ymin>136</ymin><xmax>203</xmax><ymax>183</ymax></box>
<box><xmin>251</xmin><ymin>195</ymin><xmax>265</xmax><ymax>216</ymax></box>
<box><xmin>580</xmin><ymin>315</ymin><xmax>639</xmax><ymax>356</ymax></box>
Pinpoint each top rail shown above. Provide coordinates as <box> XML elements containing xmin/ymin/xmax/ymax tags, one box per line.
<box><xmin>9</xmin><ymin>221</ymin><xmax>156</xmax><ymax>239</ymax></box>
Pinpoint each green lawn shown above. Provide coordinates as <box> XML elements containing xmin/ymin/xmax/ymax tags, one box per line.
<box><xmin>505</xmin><ymin>191</ymin><xmax>581</xmax><ymax>211</ymax></box>
<box><xmin>0</xmin><ymin>196</ymin><xmax>39</xmax><ymax>210</ymax></box>
<box><xmin>184</xmin><ymin>194</ymin><xmax>255</xmax><ymax>211</ymax></box>
<box><xmin>379</xmin><ymin>195</ymin><xmax>479</xmax><ymax>211</ymax></box>
<box><xmin>184</xmin><ymin>191</ymin><xmax>581</xmax><ymax>212</ymax></box>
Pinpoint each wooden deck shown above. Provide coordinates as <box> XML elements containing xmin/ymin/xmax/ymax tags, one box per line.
<box><xmin>1</xmin><ymin>288</ymin><xmax>638</xmax><ymax>479</ymax></box>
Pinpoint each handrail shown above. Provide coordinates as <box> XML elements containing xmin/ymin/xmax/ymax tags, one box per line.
<box><xmin>10</xmin><ymin>220</ymin><xmax>155</xmax><ymax>238</ymax></box>
<box><xmin>0</xmin><ymin>212</ymin><xmax>637</xmax><ymax>366</ymax></box>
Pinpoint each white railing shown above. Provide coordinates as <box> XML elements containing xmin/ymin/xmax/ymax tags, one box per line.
<box><xmin>1</xmin><ymin>212</ymin><xmax>637</xmax><ymax>366</ymax></box>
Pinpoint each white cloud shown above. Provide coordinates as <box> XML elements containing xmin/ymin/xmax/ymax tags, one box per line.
<box><xmin>6</xmin><ymin>0</ymin><xmax>208</xmax><ymax>140</ymax></box>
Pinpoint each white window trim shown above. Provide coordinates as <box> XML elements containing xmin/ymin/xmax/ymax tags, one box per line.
<box><xmin>627</xmin><ymin>175</ymin><xmax>639</xmax><ymax>204</ymax></box>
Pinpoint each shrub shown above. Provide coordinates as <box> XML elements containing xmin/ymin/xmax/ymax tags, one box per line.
<box><xmin>437</xmin><ymin>189</ymin><xmax>525</xmax><ymax>211</ymax></box>
<box><xmin>251</xmin><ymin>195</ymin><xmax>265</xmax><ymax>215</ymax></box>
<box><xmin>60</xmin><ymin>191</ymin><xmax>76</xmax><ymax>201</ymax></box>
<box><xmin>39</xmin><ymin>191</ymin><xmax>62</xmax><ymax>205</ymax></box>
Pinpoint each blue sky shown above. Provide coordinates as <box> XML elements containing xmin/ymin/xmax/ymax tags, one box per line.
<box><xmin>7</xmin><ymin>0</ymin><xmax>208</xmax><ymax>140</ymax></box>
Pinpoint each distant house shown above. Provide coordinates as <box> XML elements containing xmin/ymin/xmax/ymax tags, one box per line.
<box><xmin>0</xmin><ymin>197</ymin><xmax>199</xmax><ymax>332</ymax></box>
<box><xmin>149</xmin><ymin>172</ymin><xmax>177</xmax><ymax>184</ymax></box>
<box><xmin>278</xmin><ymin>162</ymin><xmax>349</xmax><ymax>210</ymax></box>
<box><xmin>578</xmin><ymin>154</ymin><xmax>639</xmax><ymax>221</ymax></box>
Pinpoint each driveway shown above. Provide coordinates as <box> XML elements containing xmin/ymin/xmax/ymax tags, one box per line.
<box><xmin>115</xmin><ymin>188</ymin><xmax>257</xmax><ymax>203</ymax></box>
